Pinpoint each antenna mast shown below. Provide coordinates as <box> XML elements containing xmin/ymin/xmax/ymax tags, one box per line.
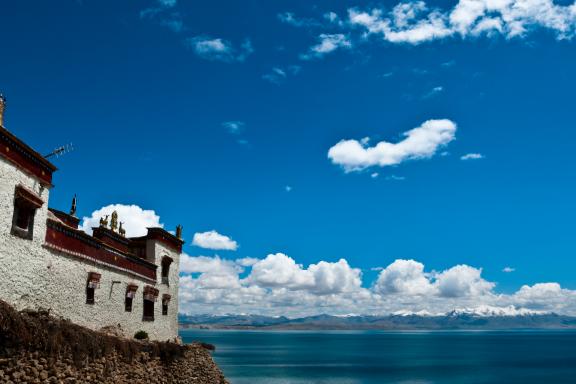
<box><xmin>44</xmin><ymin>143</ymin><xmax>74</xmax><ymax>159</ymax></box>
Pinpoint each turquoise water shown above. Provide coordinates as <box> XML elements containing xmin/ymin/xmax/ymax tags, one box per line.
<box><xmin>180</xmin><ymin>329</ymin><xmax>576</xmax><ymax>384</ymax></box>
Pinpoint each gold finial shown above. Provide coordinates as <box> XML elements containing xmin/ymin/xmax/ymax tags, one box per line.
<box><xmin>119</xmin><ymin>222</ymin><xmax>126</xmax><ymax>237</ymax></box>
<box><xmin>0</xmin><ymin>94</ymin><xmax>5</xmax><ymax>127</ymax></box>
<box><xmin>70</xmin><ymin>194</ymin><xmax>77</xmax><ymax>217</ymax></box>
<box><xmin>99</xmin><ymin>215</ymin><xmax>109</xmax><ymax>227</ymax></box>
<box><xmin>175</xmin><ymin>224</ymin><xmax>183</xmax><ymax>239</ymax></box>
<box><xmin>110</xmin><ymin>211</ymin><xmax>118</xmax><ymax>232</ymax></box>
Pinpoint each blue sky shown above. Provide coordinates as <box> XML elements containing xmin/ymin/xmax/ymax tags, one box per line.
<box><xmin>2</xmin><ymin>0</ymin><xmax>576</xmax><ymax>315</ymax></box>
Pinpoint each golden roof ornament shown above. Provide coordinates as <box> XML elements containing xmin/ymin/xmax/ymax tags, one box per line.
<box><xmin>99</xmin><ymin>215</ymin><xmax>109</xmax><ymax>227</ymax></box>
<box><xmin>0</xmin><ymin>94</ymin><xmax>5</xmax><ymax>127</ymax></box>
<box><xmin>69</xmin><ymin>194</ymin><xmax>77</xmax><ymax>217</ymax></box>
<box><xmin>176</xmin><ymin>224</ymin><xmax>183</xmax><ymax>239</ymax></box>
<box><xmin>110</xmin><ymin>211</ymin><xmax>118</xmax><ymax>232</ymax></box>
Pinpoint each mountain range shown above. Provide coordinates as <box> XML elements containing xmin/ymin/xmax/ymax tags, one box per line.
<box><xmin>179</xmin><ymin>306</ymin><xmax>576</xmax><ymax>330</ymax></box>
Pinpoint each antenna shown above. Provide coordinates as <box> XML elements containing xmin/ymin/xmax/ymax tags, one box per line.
<box><xmin>44</xmin><ymin>143</ymin><xmax>74</xmax><ymax>159</ymax></box>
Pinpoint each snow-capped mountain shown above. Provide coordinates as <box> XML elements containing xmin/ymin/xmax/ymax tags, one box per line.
<box><xmin>446</xmin><ymin>305</ymin><xmax>550</xmax><ymax>317</ymax></box>
<box><xmin>179</xmin><ymin>306</ymin><xmax>574</xmax><ymax>330</ymax></box>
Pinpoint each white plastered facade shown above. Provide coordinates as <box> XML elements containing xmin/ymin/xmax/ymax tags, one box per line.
<box><xmin>0</xmin><ymin>156</ymin><xmax>180</xmax><ymax>341</ymax></box>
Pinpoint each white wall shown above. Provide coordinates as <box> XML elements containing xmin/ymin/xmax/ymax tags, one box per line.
<box><xmin>0</xmin><ymin>157</ymin><xmax>179</xmax><ymax>341</ymax></box>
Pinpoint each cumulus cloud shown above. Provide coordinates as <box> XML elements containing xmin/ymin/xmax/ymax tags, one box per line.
<box><xmin>510</xmin><ymin>283</ymin><xmax>576</xmax><ymax>313</ymax></box>
<box><xmin>246</xmin><ymin>253</ymin><xmax>364</xmax><ymax>295</ymax></box>
<box><xmin>300</xmin><ymin>34</ymin><xmax>352</xmax><ymax>60</ymax></box>
<box><xmin>328</xmin><ymin>119</ymin><xmax>457</xmax><ymax>172</ymax></box>
<box><xmin>193</xmin><ymin>230</ymin><xmax>238</xmax><ymax>251</ymax></box>
<box><xmin>434</xmin><ymin>264</ymin><xmax>495</xmax><ymax>297</ymax></box>
<box><xmin>346</xmin><ymin>0</ymin><xmax>576</xmax><ymax>44</ymax></box>
<box><xmin>503</xmin><ymin>266</ymin><xmax>515</xmax><ymax>273</ymax></box>
<box><xmin>461</xmin><ymin>153</ymin><xmax>484</xmax><ymax>160</ymax></box>
<box><xmin>374</xmin><ymin>259</ymin><xmax>434</xmax><ymax>295</ymax></box>
<box><xmin>178</xmin><ymin>253</ymin><xmax>576</xmax><ymax>317</ymax></box>
<box><xmin>81</xmin><ymin>204</ymin><xmax>162</xmax><ymax>237</ymax></box>
<box><xmin>374</xmin><ymin>260</ymin><xmax>494</xmax><ymax>298</ymax></box>
<box><xmin>186</xmin><ymin>37</ymin><xmax>253</xmax><ymax>62</ymax></box>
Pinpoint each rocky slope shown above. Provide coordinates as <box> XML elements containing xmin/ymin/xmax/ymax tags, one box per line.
<box><xmin>0</xmin><ymin>300</ymin><xmax>228</xmax><ymax>384</ymax></box>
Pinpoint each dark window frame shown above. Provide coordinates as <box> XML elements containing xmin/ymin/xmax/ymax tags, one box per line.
<box><xmin>143</xmin><ymin>299</ymin><xmax>155</xmax><ymax>321</ymax></box>
<box><xmin>86</xmin><ymin>285</ymin><xmax>95</xmax><ymax>305</ymax></box>
<box><xmin>11</xmin><ymin>197</ymin><xmax>36</xmax><ymax>240</ymax></box>
<box><xmin>161</xmin><ymin>257</ymin><xmax>172</xmax><ymax>286</ymax></box>
<box><xmin>125</xmin><ymin>296</ymin><xmax>133</xmax><ymax>312</ymax></box>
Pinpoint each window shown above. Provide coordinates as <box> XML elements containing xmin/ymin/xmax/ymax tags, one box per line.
<box><xmin>125</xmin><ymin>285</ymin><xmax>138</xmax><ymax>312</ymax></box>
<box><xmin>162</xmin><ymin>294</ymin><xmax>171</xmax><ymax>316</ymax></box>
<box><xmin>86</xmin><ymin>272</ymin><xmax>101</xmax><ymax>305</ymax></box>
<box><xmin>143</xmin><ymin>300</ymin><xmax>154</xmax><ymax>321</ymax></box>
<box><xmin>161</xmin><ymin>256</ymin><xmax>173</xmax><ymax>285</ymax></box>
<box><xmin>86</xmin><ymin>285</ymin><xmax>95</xmax><ymax>304</ymax></box>
<box><xmin>11</xmin><ymin>185</ymin><xmax>43</xmax><ymax>240</ymax></box>
<box><xmin>125</xmin><ymin>296</ymin><xmax>133</xmax><ymax>312</ymax></box>
<box><xmin>143</xmin><ymin>286</ymin><xmax>159</xmax><ymax>321</ymax></box>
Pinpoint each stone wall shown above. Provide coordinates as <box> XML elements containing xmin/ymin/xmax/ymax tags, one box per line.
<box><xmin>0</xmin><ymin>300</ymin><xmax>228</xmax><ymax>384</ymax></box>
<box><xmin>0</xmin><ymin>347</ymin><xmax>227</xmax><ymax>384</ymax></box>
<box><xmin>0</xmin><ymin>156</ymin><xmax>179</xmax><ymax>341</ymax></box>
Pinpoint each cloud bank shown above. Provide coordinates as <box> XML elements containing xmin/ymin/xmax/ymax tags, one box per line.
<box><xmin>346</xmin><ymin>0</ymin><xmax>576</xmax><ymax>45</ymax></box>
<box><xmin>286</xmin><ymin>0</ymin><xmax>576</xmax><ymax>58</ymax></box>
<box><xmin>179</xmin><ymin>254</ymin><xmax>576</xmax><ymax>317</ymax></box>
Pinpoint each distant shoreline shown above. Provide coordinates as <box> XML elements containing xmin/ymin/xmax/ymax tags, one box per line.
<box><xmin>178</xmin><ymin>312</ymin><xmax>576</xmax><ymax>331</ymax></box>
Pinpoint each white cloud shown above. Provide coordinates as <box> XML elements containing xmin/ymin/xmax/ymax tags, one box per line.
<box><xmin>324</xmin><ymin>11</ymin><xmax>343</xmax><ymax>25</ymax></box>
<box><xmin>140</xmin><ymin>0</ymin><xmax>183</xmax><ymax>33</ymax></box>
<box><xmin>328</xmin><ymin>119</ymin><xmax>457</xmax><ymax>172</ymax></box>
<box><xmin>180</xmin><ymin>254</ymin><xmax>241</xmax><ymax>275</ymax></box>
<box><xmin>374</xmin><ymin>259</ymin><xmax>435</xmax><ymax>295</ymax></box>
<box><xmin>158</xmin><ymin>0</ymin><xmax>176</xmax><ymax>7</ymax></box>
<box><xmin>434</xmin><ymin>264</ymin><xmax>495</xmax><ymax>298</ymax></box>
<box><xmin>222</xmin><ymin>121</ymin><xmax>245</xmax><ymax>135</ymax></box>
<box><xmin>186</xmin><ymin>37</ymin><xmax>253</xmax><ymax>62</ymax></box>
<box><xmin>371</xmin><ymin>172</ymin><xmax>379</xmax><ymax>178</ymax></box>
<box><xmin>178</xmin><ymin>253</ymin><xmax>576</xmax><ymax>317</ymax></box>
<box><xmin>193</xmin><ymin>230</ymin><xmax>238</xmax><ymax>251</ymax></box>
<box><xmin>236</xmin><ymin>257</ymin><xmax>260</xmax><ymax>267</ymax></box>
<box><xmin>278</xmin><ymin>12</ymin><xmax>320</xmax><ymax>28</ymax></box>
<box><xmin>247</xmin><ymin>253</ymin><xmax>314</xmax><ymax>290</ymax></box>
<box><xmin>510</xmin><ymin>283</ymin><xmax>576</xmax><ymax>313</ymax></box>
<box><xmin>285</xmin><ymin>185</ymin><xmax>293</xmax><ymax>192</ymax></box>
<box><xmin>262</xmin><ymin>65</ymin><xmax>301</xmax><ymax>85</ymax></box>
<box><xmin>246</xmin><ymin>253</ymin><xmax>362</xmax><ymax>295</ymax></box>
<box><xmin>81</xmin><ymin>204</ymin><xmax>163</xmax><ymax>237</ymax></box>
<box><xmin>301</xmin><ymin>34</ymin><xmax>352</xmax><ymax>60</ymax></box>
<box><xmin>503</xmin><ymin>267</ymin><xmax>515</xmax><ymax>273</ymax></box>
<box><xmin>461</xmin><ymin>153</ymin><xmax>485</xmax><ymax>160</ymax></box>
<box><xmin>423</xmin><ymin>85</ymin><xmax>444</xmax><ymax>99</ymax></box>
<box><xmin>346</xmin><ymin>0</ymin><xmax>576</xmax><ymax>45</ymax></box>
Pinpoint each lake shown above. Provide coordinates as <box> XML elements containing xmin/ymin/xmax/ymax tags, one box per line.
<box><xmin>180</xmin><ymin>329</ymin><xmax>576</xmax><ymax>384</ymax></box>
